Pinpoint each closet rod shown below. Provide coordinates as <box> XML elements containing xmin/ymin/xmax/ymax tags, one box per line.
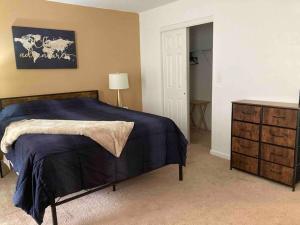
<box><xmin>190</xmin><ymin>48</ymin><xmax>212</xmax><ymax>53</ymax></box>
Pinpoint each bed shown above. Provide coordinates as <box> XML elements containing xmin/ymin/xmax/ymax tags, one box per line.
<box><xmin>0</xmin><ymin>90</ymin><xmax>187</xmax><ymax>225</ymax></box>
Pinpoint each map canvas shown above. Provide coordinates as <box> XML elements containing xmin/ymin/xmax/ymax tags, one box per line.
<box><xmin>12</xmin><ymin>26</ymin><xmax>77</xmax><ymax>69</ymax></box>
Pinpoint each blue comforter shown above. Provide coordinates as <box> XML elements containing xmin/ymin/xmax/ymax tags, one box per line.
<box><xmin>0</xmin><ymin>98</ymin><xmax>187</xmax><ymax>224</ymax></box>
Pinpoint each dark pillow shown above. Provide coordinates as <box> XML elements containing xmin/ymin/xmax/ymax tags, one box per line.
<box><xmin>0</xmin><ymin>97</ymin><xmax>100</xmax><ymax>119</ymax></box>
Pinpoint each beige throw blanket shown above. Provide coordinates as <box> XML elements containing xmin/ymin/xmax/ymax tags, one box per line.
<box><xmin>1</xmin><ymin>119</ymin><xmax>134</xmax><ymax>157</ymax></box>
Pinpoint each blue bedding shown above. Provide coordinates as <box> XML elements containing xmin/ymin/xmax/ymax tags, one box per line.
<box><xmin>0</xmin><ymin>98</ymin><xmax>187</xmax><ymax>224</ymax></box>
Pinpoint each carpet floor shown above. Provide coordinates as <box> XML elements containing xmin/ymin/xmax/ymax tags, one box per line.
<box><xmin>1</xmin><ymin>131</ymin><xmax>300</xmax><ymax>225</ymax></box>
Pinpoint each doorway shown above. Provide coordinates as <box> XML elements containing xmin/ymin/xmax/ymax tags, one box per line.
<box><xmin>161</xmin><ymin>18</ymin><xmax>213</xmax><ymax>144</ymax></box>
<box><xmin>189</xmin><ymin>23</ymin><xmax>213</xmax><ymax>148</ymax></box>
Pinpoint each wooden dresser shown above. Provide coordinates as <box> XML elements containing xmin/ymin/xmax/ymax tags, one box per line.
<box><xmin>231</xmin><ymin>100</ymin><xmax>300</xmax><ymax>191</ymax></box>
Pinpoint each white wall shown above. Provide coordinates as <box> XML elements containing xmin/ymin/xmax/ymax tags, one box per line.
<box><xmin>190</xmin><ymin>23</ymin><xmax>213</xmax><ymax>130</ymax></box>
<box><xmin>140</xmin><ymin>0</ymin><xmax>300</xmax><ymax>159</ymax></box>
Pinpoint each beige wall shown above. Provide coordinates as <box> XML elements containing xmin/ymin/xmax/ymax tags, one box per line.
<box><xmin>0</xmin><ymin>0</ymin><xmax>142</xmax><ymax>110</ymax></box>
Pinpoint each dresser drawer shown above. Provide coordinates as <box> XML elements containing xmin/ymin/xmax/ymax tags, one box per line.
<box><xmin>261</xmin><ymin>126</ymin><xmax>296</xmax><ymax>148</ymax></box>
<box><xmin>233</xmin><ymin>104</ymin><xmax>261</xmax><ymax>123</ymax></box>
<box><xmin>260</xmin><ymin>161</ymin><xmax>294</xmax><ymax>186</ymax></box>
<box><xmin>232</xmin><ymin>137</ymin><xmax>259</xmax><ymax>157</ymax></box>
<box><xmin>232</xmin><ymin>121</ymin><xmax>260</xmax><ymax>141</ymax></box>
<box><xmin>263</xmin><ymin>107</ymin><xmax>297</xmax><ymax>129</ymax></box>
<box><xmin>261</xmin><ymin>144</ymin><xmax>294</xmax><ymax>167</ymax></box>
<box><xmin>232</xmin><ymin>153</ymin><xmax>258</xmax><ymax>174</ymax></box>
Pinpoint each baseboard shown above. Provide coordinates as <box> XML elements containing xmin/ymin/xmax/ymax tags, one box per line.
<box><xmin>210</xmin><ymin>149</ymin><xmax>230</xmax><ymax>160</ymax></box>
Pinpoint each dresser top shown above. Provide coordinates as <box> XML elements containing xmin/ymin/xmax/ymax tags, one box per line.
<box><xmin>232</xmin><ymin>100</ymin><xmax>300</xmax><ymax>110</ymax></box>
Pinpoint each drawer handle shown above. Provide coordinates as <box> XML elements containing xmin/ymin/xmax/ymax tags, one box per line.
<box><xmin>242</xmin><ymin>110</ymin><xmax>254</xmax><ymax>115</ymax></box>
<box><xmin>241</xmin><ymin>128</ymin><xmax>251</xmax><ymax>133</ymax></box>
<box><xmin>270</xmin><ymin>152</ymin><xmax>283</xmax><ymax>157</ymax></box>
<box><xmin>272</xmin><ymin>115</ymin><xmax>286</xmax><ymax>119</ymax></box>
<box><xmin>240</xmin><ymin>161</ymin><xmax>248</xmax><ymax>166</ymax></box>
<box><xmin>234</xmin><ymin>159</ymin><xmax>247</xmax><ymax>166</ymax></box>
<box><xmin>240</xmin><ymin>143</ymin><xmax>251</xmax><ymax>148</ymax></box>
<box><xmin>270</xmin><ymin>168</ymin><xmax>282</xmax><ymax>175</ymax></box>
<box><xmin>270</xmin><ymin>130</ymin><xmax>285</xmax><ymax>138</ymax></box>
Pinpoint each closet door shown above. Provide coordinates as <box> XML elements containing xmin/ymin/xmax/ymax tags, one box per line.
<box><xmin>161</xmin><ymin>28</ymin><xmax>189</xmax><ymax>139</ymax></box>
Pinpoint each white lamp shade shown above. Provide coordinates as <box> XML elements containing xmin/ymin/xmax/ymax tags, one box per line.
<box><xmin>109</xmin><ymin>73</ymin><xmax>129</xmax><ymax>90</ymax></box>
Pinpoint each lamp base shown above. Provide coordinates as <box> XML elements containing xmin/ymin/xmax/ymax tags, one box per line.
<box><xmin>117</xmin><ymin>89</ymin><xmax>122</xmax><ymax>107</ymax></box>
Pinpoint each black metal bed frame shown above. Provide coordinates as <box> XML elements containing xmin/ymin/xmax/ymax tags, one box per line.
<box><xmin>0</xmin><ymin>163</ymin><xmax>183</xmax><ymax>225</ymax></box>
<box><xmin>50</xmin><ymin>164</ymin><xmax>183</xmax><ymax>225</ymax></box>
<box><xmin>0</xmin><ymin>91</ymin><xmax>184</xmax><ymax>224</ymax></box>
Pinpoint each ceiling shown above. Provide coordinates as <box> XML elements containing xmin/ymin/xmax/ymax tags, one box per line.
<box><xmin>47</xmin><ymin>0</ymin><xmax>178</xmax><ymax>13</ymax></box>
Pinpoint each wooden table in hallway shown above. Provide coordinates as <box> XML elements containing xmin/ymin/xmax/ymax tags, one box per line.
<box><xmin>190</xmin><ymin>100</ymin><xmax>210</xmax><ymax>130</ymax></box>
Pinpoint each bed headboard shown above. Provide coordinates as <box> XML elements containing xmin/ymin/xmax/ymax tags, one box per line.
<box><xmin>0</xmin><ymin>90</ymin><xmax>99</xmax><ymax>110</ymax></box>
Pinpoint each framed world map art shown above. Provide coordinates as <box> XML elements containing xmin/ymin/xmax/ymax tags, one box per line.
<box><xmin>12</xmin><ymin>26</ymin><xmax>77</xmax><ymax>69</ymax></box>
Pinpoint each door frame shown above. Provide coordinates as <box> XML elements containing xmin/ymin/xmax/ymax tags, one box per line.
<box><xmin>160</xmin><ymin>15</ymin><xmax>214</xmax><ymax>142</ymax></box>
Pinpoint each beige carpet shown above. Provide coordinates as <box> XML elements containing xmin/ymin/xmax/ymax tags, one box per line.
<box><xmin>1</xmin><ymin>131</ymin><xmax>300</xmax><ymax>225</ymax></box>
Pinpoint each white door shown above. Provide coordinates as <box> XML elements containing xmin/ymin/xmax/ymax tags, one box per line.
<box><xmin>161</xmin><ymin>28</ymin><xmax>189</xmax><ymax>139</ymax></box>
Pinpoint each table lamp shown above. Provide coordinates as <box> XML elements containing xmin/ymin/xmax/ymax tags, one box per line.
<box><xmin>109</xmin><ymin>73</ymin><xmax>129</xmax><ymax>107</ymax></box>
